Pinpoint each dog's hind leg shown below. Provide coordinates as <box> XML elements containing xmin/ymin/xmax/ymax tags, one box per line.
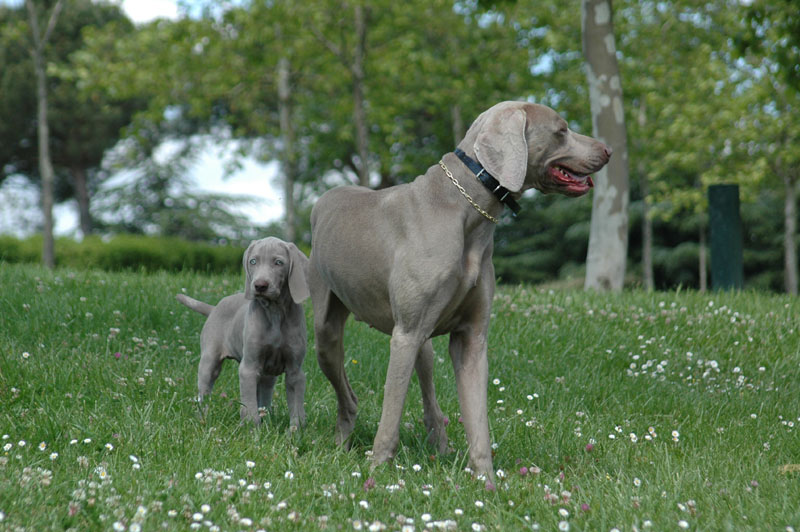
<box><xmin>311</xmin><ymin>276</ymin><xmax>358</xmax><ymax>448</ymax></box>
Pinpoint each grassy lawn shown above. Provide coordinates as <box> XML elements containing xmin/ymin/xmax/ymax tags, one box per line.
<box><xmin>1</xmin><ymin>262</ymin><xmax>799</xmax><ymax>531</ymax></box>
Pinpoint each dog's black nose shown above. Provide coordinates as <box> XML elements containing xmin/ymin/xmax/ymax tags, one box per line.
<box><xmin>604</xmin><ymin>145</ymin><xmax>613</xmax><ymax>158</ymax></box>
<box><xmin>254</xmin><ymin>280</ymin><xmax>269</xmax><ymax>293</ymax></box>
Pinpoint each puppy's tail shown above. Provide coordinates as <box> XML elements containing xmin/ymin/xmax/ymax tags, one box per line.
<box><xmin>175</xmin><ymin>294</ymin><xmax>214</xmax><ymax>317</ymax></box>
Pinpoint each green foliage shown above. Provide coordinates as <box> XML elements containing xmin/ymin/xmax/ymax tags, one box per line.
<box><xmin>0</xmin><ymin>234</ymin><xmax>244</xmax><ymax>274</ymax></box>
<box><xmin>1</xmin><ymin>265</ymin><xmax>799</xmax><ymax>530</ymax></box>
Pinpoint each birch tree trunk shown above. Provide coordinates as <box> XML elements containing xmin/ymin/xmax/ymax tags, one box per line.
<box><xmin>784</xmin><ymin>175</ymin><xmax>799</xmax><ymax>295</ymax></box>
<box><xmin>26</xmin><ymin>0</ymin><xmax>63</xmax><ymax>269</ymax></box>
<box><xmin>277</xmin><ymin>56</ymin><xmax>297</xmax><ymax>242</ymax></box>
<box><xmin>351</xmin><ymin>4</ymin><xmax>370</xmax><ymax>187</ymax></box>
<box><xmin>71</xmin><ymin>167</ymin><xmax>92</xmax><ymax>237</ymax></box>
<box><xmin>582</xmin><ymin>0</ymin><xmax>630</xmax><ymax>291</ymax></box>
<box><xmin>451</xmin><ymin>103</ymin><xmax>465</xmax><ymax>147</ymax></box>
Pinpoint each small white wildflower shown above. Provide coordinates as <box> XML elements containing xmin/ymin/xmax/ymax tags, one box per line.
<box><xmin>474</xmin><ymin>500</ymin><xmax>484</xmax><ymax>509</ymax></box>
<box><xmin>359</xmin><ymin>500</ymin><xmax>369</xmax><ymax>509</ymax></box>
<box><xmin>412</xmin><ymin>464</ymin><xmax>422</xmax><ymax>472</ymax></box>
<box><xmin>454</xmin><ymin>508</ymin><xmax>463</xmax><ymax>516</ymax></box>
<box><xmin>678</xmin><ymin>520</ymin><xmax>689</xmax><ymax>529</ymax></box>
<box><xmin>201</xmin><ymin>504</ymin><xmax>211</xmax><ymax>514</ymax></box>
<box><xmin>105</xmin><ymin>443</ymin><xmax>114</xmax><ymax>451</ymax></box>
<box><xmin>558</xmin><ymin>508</ymin><xmax>569</xmax><ymax>518</ymax></box>
<box><xmin>285</xmin><ymin>471</ymin><xmax>294</xmax><ymax>480</ymax></box>
<box><xmin>112</xmin><ymin>522</ymin><xmax>125</xmax><ymax>532</ymax></box>
<box><xmin>192</xmin><ymin>513</ymin><xmax>203</xmax><ymax>522</ymax></box>
<box><xmin>38</xmin><ymin>442</ymin><xmax>47</xmax><ymax>451</ymax></box>
<box><xmin>246</xmin><ymin>460</ymin><xmax>255</xmax><ymax>468</ymax></box>
<box><xmin>558</xmin><ymin>521</ymin><xmax>570</xmax><ymax>531</ymax></box>
<box><xmin>634</xmin><ymin>477</ymin><xmax>642</xmax><ymax>487</ymax></box>
<box><xmin>50</xmin><ymin>452</ymin><xmax>58</xmax><ymax>460</ymax></box>
<box><xmin>421</xmin><ymin>513</ymin><xmax>432</xmax><ymax>522</ymax></box>
<box><xmin>239</xmin><ymin>517</ymin><xmax>253</xmax><ymax>526</ymax></box>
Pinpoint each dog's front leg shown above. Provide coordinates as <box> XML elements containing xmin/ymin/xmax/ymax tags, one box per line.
<box><xmin>449</xmin><ymin>328</ymin><xmax>494</xmax><ymax>484</ymax></box>
<box><xmin>238</xmin><ymin>346</ymin><xmax>262</xmax><ymax>425</ymax></box>
<box><xmin>284</xmin><ymin>366</ymin><xmax>307</xmax><ymax>430</ymax></box>
<box><xmin>371</xmin><ymin>329</ymin><xmax>424</xmax><ymax>468</ymax></box>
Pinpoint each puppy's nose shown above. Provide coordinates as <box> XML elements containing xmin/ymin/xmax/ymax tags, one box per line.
<box><xmin>604</xmin><ymin>145</ymin><xmax>613</xmax><ymax>158</ymax></box>
<box><xmin>254</xmin><ymin>280</ymin><xmax>269</xmax><ymax>293</ymax></box>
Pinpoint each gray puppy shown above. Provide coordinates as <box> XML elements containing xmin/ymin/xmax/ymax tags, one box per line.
<box><xmin>177</xmin><ymin>237</ymin><xmax>310</xmax><ymax>429</ymax></box>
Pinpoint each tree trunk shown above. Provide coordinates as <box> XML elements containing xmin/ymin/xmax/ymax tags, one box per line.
<box><xmin>277</xmin><ymin>56</ymin><xmax>297</xmax><ymax>243</ymax></box>
<box><xmin>352</xmin><ymin>4</ymin><xmax>370</xmax><ymax>188</ymax></box>
<box><xmin>451</xmin><ymin>103</ymin><xmax>465</xmax><ymax>147</ymax></box>
<box><xmin>784</xmin><ymin>175</ymin><xmax>799</xmax><ymax>295</ymax></box>
<box><xmin>71</xmin><ymin>166</ymin><xmax>92</xmax><ymax>237</ymax></box>
<box><xmin>698</xmin><ymin>223</ymin><xmax>707</xmax><ymax>292</ymax></box>
<box><xmin>582</xmin><ymin>0</ymin><xmax>630</xmax><ymax>292</ymax></box>
<box><xmin>26</xmin><ymin>0</ymin><xmax>63</xmax><ymax>269</ymax></box>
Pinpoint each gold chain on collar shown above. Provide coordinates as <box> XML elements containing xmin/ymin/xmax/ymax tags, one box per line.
<box><xmin>439</xmin><ymin>159</ymin><xmax>498</xmax><ymax>224</ymax></box>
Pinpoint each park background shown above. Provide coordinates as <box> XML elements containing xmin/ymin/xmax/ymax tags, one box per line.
<box><xmin>1</xmin><ymin>0</ymin><xmax>798</xmax><ymax>293</ymax></box>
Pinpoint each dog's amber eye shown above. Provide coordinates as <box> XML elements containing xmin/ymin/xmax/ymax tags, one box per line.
<box><xmin>249</xmin><ymin>259</ymin><xmax>257</xmax><ymax>265</ymax></box>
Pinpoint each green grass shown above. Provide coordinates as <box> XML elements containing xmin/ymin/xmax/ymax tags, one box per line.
<box><xmin>1</xmin><ymin>262</ymin><xmax>799</xmax><ymax>531</ymax></box>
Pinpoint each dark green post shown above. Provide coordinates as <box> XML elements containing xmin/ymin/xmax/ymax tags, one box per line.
<box><xmin>708</xmin><ymin>184</ymin><xmax>744</xmax><ymax>290</ymax></box>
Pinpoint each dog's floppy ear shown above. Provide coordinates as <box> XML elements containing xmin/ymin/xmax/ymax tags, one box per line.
<box><xmin>474</xmin><ymin>107</ymin><xmax>528</xmax><ymax>193</ymax></box>
<box><xmin>287</xmin><ymin>243</ymin><xmax>310</xmax><ymax>304</ymax></box>
<box><xmin>243</xmin><ymin>240</ymin><xmax>257</xmax><ymax>300</ymax></box>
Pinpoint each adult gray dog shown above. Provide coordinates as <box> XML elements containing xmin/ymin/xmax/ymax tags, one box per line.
<box><xmin>308</xmin><ymin>101</ymin><xmax>612</xmax><ymax>483</ymax></box>
<box><xmin>177</xmin><ymin>237</ymin><xmax>310</xmax><ymax>429</ymax></box>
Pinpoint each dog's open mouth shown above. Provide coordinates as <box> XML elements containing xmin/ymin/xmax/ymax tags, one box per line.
<box><xmin>549</xmin><ymin>165</ymin><xmax>594</xmax><ymax>190</ymax></box>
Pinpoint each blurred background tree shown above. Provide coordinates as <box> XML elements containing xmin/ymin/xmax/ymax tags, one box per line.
<box><xmin>1</xmin><ymin>0</ymin><xmax>798</xmax><ymax>292</ymax></box>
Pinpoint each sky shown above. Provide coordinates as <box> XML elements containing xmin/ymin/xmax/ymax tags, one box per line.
<box><xmin>0</xmin><ymin>0</ymin><xmax>284</xmax><ymax>238</ymax></box>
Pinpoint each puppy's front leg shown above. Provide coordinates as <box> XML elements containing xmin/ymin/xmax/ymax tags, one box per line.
<box><xmin>238</xmin><ymin>353</ymin><xmax>262</xmax><ymax>425</ymax></box>
<box><xmin>285</xmin><ymin>366</ymin><xmax>307</xmax><ymax>430</ymax></box>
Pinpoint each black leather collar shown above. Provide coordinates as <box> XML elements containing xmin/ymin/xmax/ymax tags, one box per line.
<box><xmin>454</xmin><ymin>148</ymin><xmax>521</xmax><ymax>216</ymax></box>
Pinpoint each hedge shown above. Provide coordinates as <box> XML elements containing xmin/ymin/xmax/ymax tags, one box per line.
<box><xmin>0</xmin><ymin>234</ymin><xmax>245</xmax><ymax>274</ymax></box>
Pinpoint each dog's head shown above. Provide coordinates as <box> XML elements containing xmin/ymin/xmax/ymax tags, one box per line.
<box><xmin>243</xmin><ymin>237</ymin><xmax>310</xmax><ymax>304</ymax></box>
<box><xmin>463</xmin><ymin>101</ymin><xmax>612</xmax><ymax>197</ymax></box>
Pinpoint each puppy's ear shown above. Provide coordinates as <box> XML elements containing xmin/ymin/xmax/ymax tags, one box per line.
<box><xmin>243</xmin><ymin>241</ymin><xmax>257</xmax><ymax>300</ymax></box>
<box><xmin>474</xmin><ymin>107</ymin><xmax>528</xmax><ymax>193</ymax></box>
<box><xmin>286</xmin><ymin>243</ymin><xmax>310</xmax><ymax>304</ymax></box>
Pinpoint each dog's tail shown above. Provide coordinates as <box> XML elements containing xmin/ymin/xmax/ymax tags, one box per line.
<box><xmin>175</xmin><ymin>294</ymin><xmax>214</xmax><ymax>317</ymax></box>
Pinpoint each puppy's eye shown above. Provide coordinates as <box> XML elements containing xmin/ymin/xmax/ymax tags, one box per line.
<box><xmin>249</xmin><ymin>259</ymin><xmax>257</xmax><ymax>265</ymax></box>
<box><xmin>275</xmin><ymin>259</ymin><xmax>284</xmax><ymax>266</ymax></box>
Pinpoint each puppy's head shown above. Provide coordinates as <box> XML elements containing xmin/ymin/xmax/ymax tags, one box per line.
<box><xmin>243</xmin><ymin>237</ymin><xmax>310</xmax><ymax>304</ymax></box>
<box><xmin>465</xmin><ymin>101</ymin><xmax>612</xmax><ymax>197</ymax></box>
